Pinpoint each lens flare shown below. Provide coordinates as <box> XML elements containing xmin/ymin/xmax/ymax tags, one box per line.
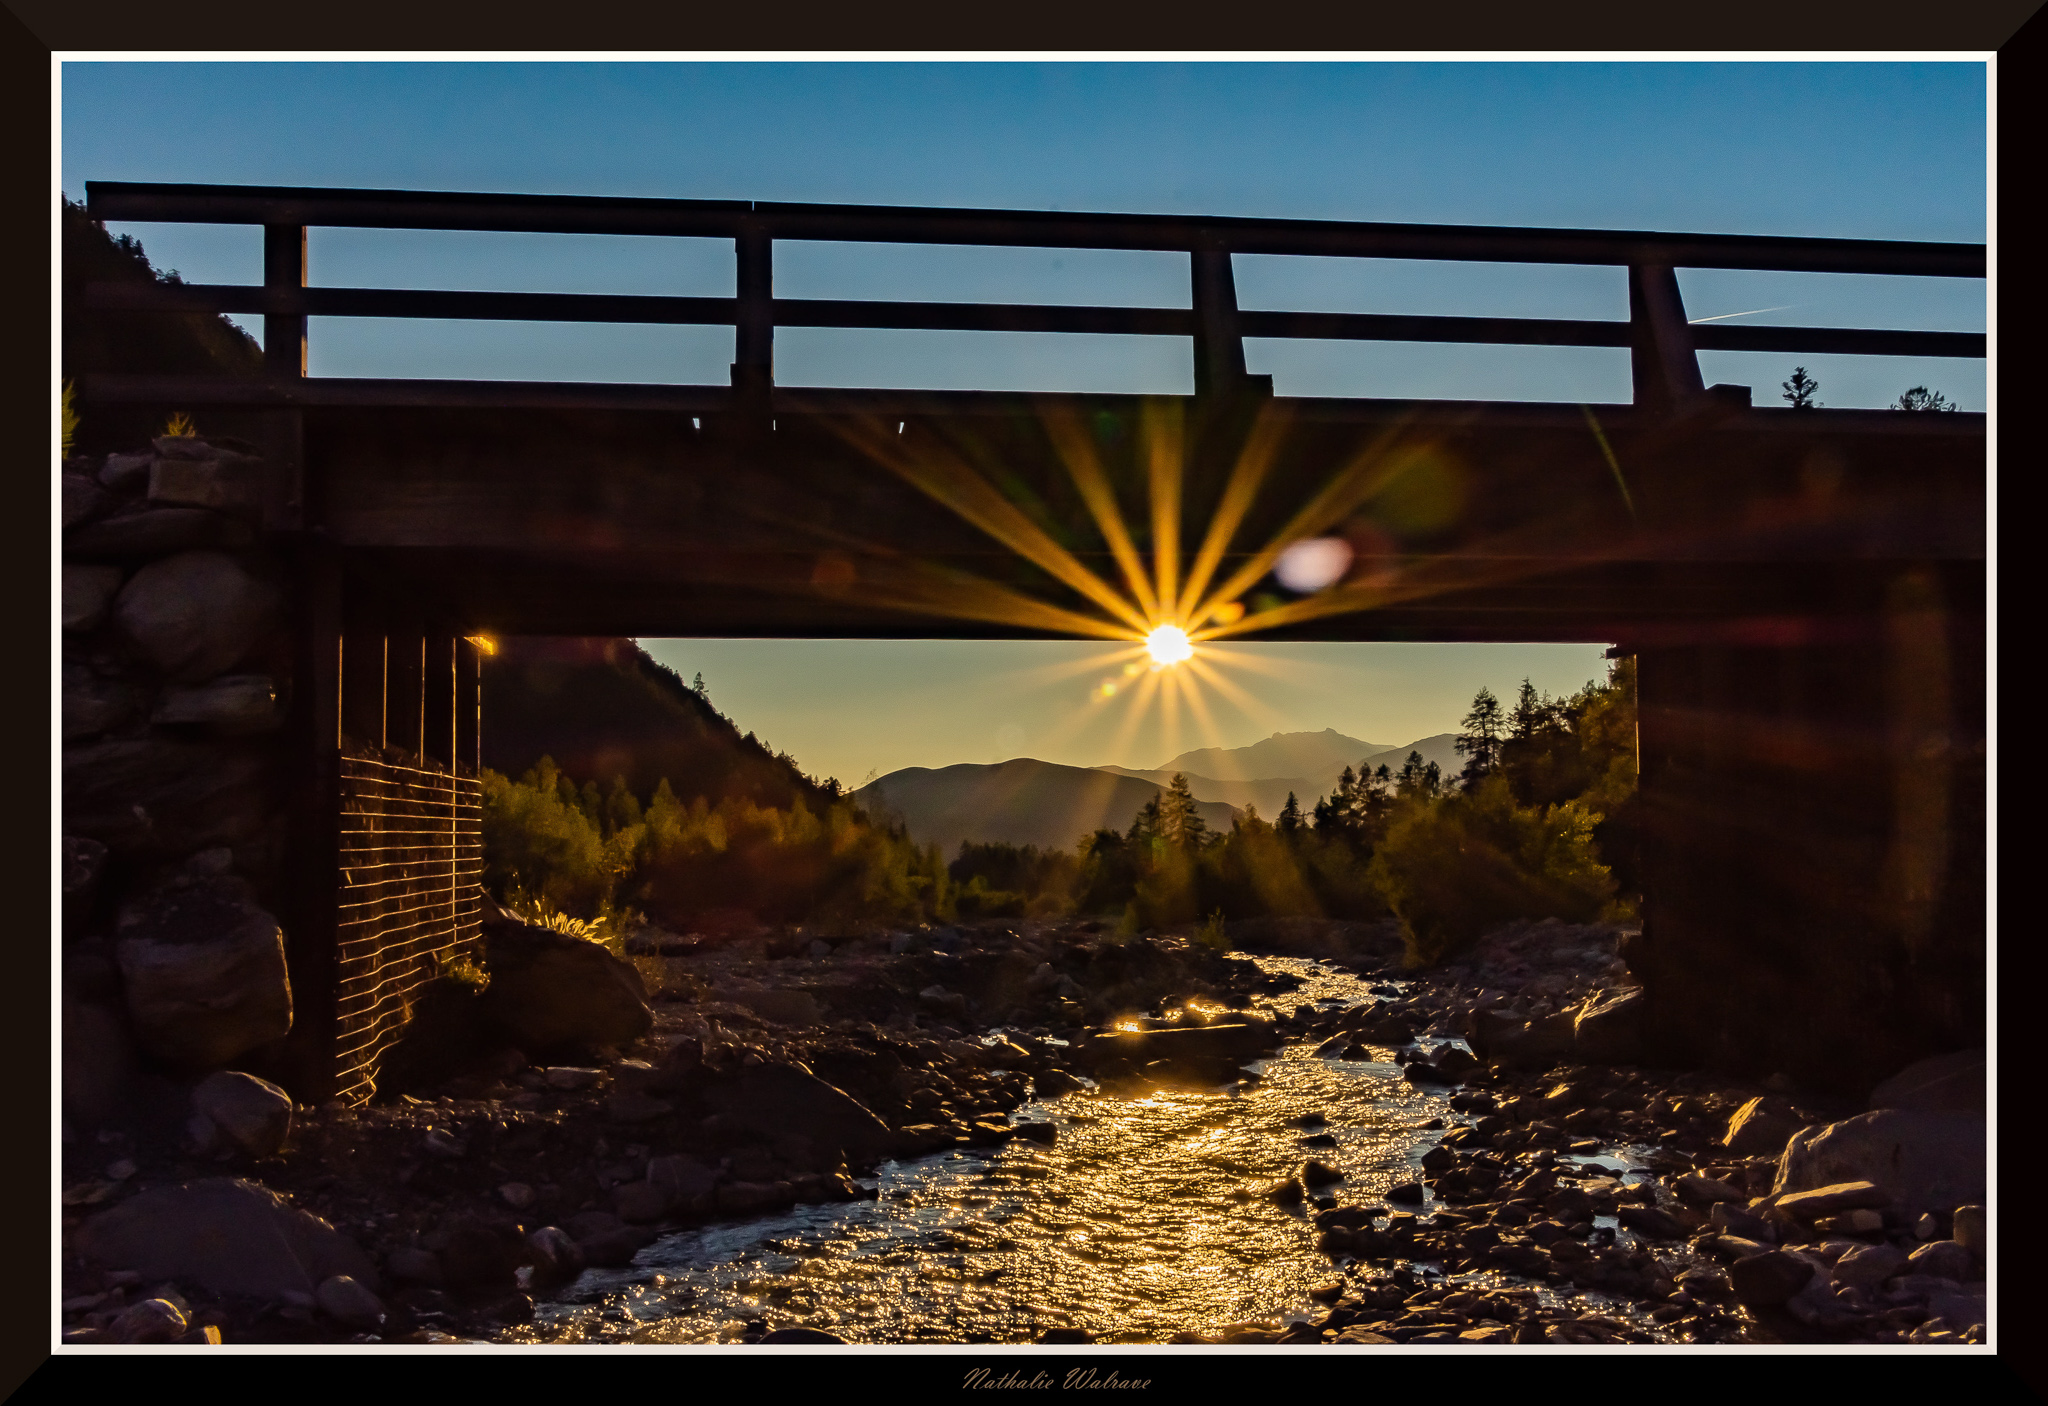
<box><xmin>1146</xmin><ymin>625</ymin><xmax>1194</xmax><ymax>667</ymax></box>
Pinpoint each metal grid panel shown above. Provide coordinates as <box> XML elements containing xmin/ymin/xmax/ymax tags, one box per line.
<box><xmin>333</xmin><ymin>749</ymin><xmax>483</xmax><ymax>1105</ymax></box>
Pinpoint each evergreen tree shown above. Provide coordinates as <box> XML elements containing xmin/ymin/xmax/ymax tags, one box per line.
<box><xmin>1157</xmin><ymin>772</ymin><xmax>1210</xmax><ymax>850</ymax></box>
<box><xmin>1396</xmin><ymin>750</ymin><xmax>1427</xmax><ymax>796</ymax></box>
<box><xmin>1277</xmin><ymin>791</ymin><xmax>1304</xmax><ymax>835</ymax></box>
<box><xmin>1895</xmin><ymin>386</ymin><xmax>1958</xmax><ymax>412</ymax></box>
<box><xmin>1781</xmin><ymin>366</ymin><xmax>1821</xmax><ymax>409</ymax></box>
<box><xmin>1454</xmin><ymin>684</ymin><xmax>1506</xmax><ymax>788</ymax></box>
<box><xmin>1126</xmin><ymin>795</ymin><xmax>1162</xmax><ymax>844</ymax></box>
<box><xmin>1311</xmin><ymin>794</ymin><xmax>1334</xmax><ymax>830</ymax></box>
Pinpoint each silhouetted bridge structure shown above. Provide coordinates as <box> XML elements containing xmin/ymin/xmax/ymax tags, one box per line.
<box><xmin>79</xmin><ymin>182</ymin><xmax>1985</xmax><ymax>1101</ymax></box>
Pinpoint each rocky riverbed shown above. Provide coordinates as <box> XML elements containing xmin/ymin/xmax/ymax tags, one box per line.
<box><xmin>58</xmin><ymin>914</ymin><xmax>1988</xmax><ymax>1347</ymax></box>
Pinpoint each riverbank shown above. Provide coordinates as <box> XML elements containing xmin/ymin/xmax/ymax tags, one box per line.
<box><xmin>58</xmin><ymin>915</ymin><xmax>1986</xmax><ymax>1347</ymax></box>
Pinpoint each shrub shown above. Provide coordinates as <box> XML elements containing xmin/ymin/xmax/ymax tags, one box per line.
<box><xmin>1368</xmin><ymin>774</ymin><xmax>1615</xmax><ymax>967</ymax></box>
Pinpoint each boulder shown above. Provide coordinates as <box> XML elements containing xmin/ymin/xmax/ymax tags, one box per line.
<box><xmin>702</xmin><ymin>1061</ymin><xmax>894</xmax><ymax>1160</ymax></box>
<box><xmin>191</xmin><ymin>1070</ymin><xmax>294</xmax><ymax>1157</ymax></box>
<box><xmin>1952</xmin><ymin>1204</ymin><xmax>1985</xmax><ymax>1258</ymax></box>
<box><xmin>1469</xmin><ymin>1009</ymin><xmax>1576</xmax><ymax>1070</ymax></box>
<box><xmin>315</xmin><ymin>1275</ymin><xmax>387</xmax><ymax>1328</ymax></box>
<box><xmin>1727</xmin><ymin>1249</ymin><xmax>1816</xmax><ymax>1308</ymax></box>
<box><xmin>99</xmin><ymin>452</ymin><xmax>154</xmax><ymax>492</ymax></box>
<box><xmin>115</xmin><ymin>875</ymin><xmax>293</xmax><ymax>1069</ymax></box>
<box><xmin>149</xmin><ymin>453</ymin><xmax>260</xmax><ymax>513</ymax></box>
<box><xmin>385</xmin><ymin>1247</ymin><xmax>443</xmax><ymax>1285</ymax></box>
<box><xmin>64</xmin><ymin>472</ymin><xmax>113</xmax><ymax>529</ymax></box>
<box><xmin>114</xmin><ymin>551</ymin><xmax>282</xmax><ymax>684</ymax></box>
<box><xmin>74</xmin><ymin>1177</ymin><xmax>377</xmax><ymax>1300</ymax></box>
<box><xmin>725</xmin><ymin>987</ymin><xmax>824</xmax><ymax>1027</ymax></box>
<box><xmin>1867</xmin><ymin>1049</ymin><xmax>1984</xmax><ymax>1115</ymax></box>
<box><xmin>478</xmin><ymin>922</ymin><xmax>653</xmax><ymax>1057</ymax></box>
<box><xmin>1570</xmin><ymin>988</ymin><xmax>1644</xmax><ymax>1064</ymax></box>
<box><xmin>646</xmin><ymin>1154</ymin><xmax>718</xmax><ymax>1212</ymax></box>
<box><xmin>524</xmin><ymin>1226</ymin><xmax>586</xmax><ymax>1284</ymax></box>
<box><xmin>1721</xmin><ymin>1095</ymin><xmax>1809</xmax><ymax>1157</ymax></box>
<box><xmin>1774</xmin><ymin>1110</ymin><xmax>1985</xmax><ymax>1217</ymax></box>
<box><xmin>61</xmin><ymin>660</ymin><xmax>141</xmax><ymax>742</ymax></box>
<box><xmin>152</xmin><ymin>675</ymin><xmax>281</xmax><ymax>735</ymax></box>
<box><xmin>66</xmin><ymin>507</ymin><xmax>255</xmax><ymax>560</ymax></box>
<box><xmin>1615</xmin><ymin>1205</ymin><xmax>1685</xmax><ymax>1239</ymax></box>
<box><xmin>108</xmin><ymin>1299</ymin><xmax>188</xmax><ymax>1344</ymax></box>
<box><xmin>1829</xmin><ymin>1241</ymin><xmax>1908</xmax><ymax>1291</ymax></box>
<box><xmin>62</xmin><ymin>564</ymin><xmax>125</xmax><ymax>633</ymax></box>
<box><xmin>64</xmin><ymin>736</ymin><xmax>275</xmax><ymax>858</ymax></box>
<box><xmin>1906</xmin><ymin>1239</ymin><xmax>1976</xmax><ymax>1281</ymax></box>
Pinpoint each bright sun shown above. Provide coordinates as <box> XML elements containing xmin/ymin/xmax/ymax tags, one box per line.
<box><xmin>1145</xmin><ymin>624</ymin><xmax>1194</xmax><ymax>667</ymax></box>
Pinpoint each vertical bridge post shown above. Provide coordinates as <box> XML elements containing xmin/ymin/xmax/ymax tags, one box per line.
<box><xmin>1191</xmin><ymin>239</ymin><xmax>1251</xmax><ymax>400</ymax></box>
<box><xmin>734</xmin><ymin>218</ymin><xmax>774</xmax><ymax>427</ymax></box>
<box><xmin>261</xmin><ymin>223</ymin><xmax>308</xmax><ymax>530</ymax></box>
<box><xmin>1628</xmin><ymin>261</ymin><xmax>1705</xmax><ymax>414</ymax></box>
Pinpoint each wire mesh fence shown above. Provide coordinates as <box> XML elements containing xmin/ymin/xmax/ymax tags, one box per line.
<box><xmin>333</xmin><ymin>746</ymin><xmax>484</xmax><ymax>1105</ymax></box>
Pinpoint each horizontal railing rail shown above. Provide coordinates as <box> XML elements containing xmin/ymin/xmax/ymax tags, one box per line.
<box><xmin>79</xmin><ymin>180</ymin><xmax>1988</xmax><ymax>417</ymax></box>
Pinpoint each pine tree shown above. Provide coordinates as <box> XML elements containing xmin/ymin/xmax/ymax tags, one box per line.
<box><xmin>1781</xmin><ymin>366</ymin><xmax>1821</xmax><ymax>409</ymax></box>
<box><xmin>1396</xmin><ymin>750</ymin><xmax>1427</xmax><ymax>796</ymax></box>
<box><xmin>1127</xmin><ymin>795</ymin><xmax>1162</xmax><ymax>844</ymax></box>
<box><xmin>1455</xmin><ymin>684</ymin><xmax>1506</xmax><ymax>788</ymax></box>
<box><xmin>1277</xmin><ymin>791</ymin><xmax>1304</xmax><ymax>835</ymax></box>
<box><xmin>1895</xmin><ymin>386</ymin><xmax>1957</xmax><ymax>412</ymax></box>
<box><xmin>1157</xmin><ymin>772</ymin><xmax>1210</xmax><ymax>850</ymax></box>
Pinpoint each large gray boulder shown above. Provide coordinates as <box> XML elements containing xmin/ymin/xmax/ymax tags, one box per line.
<box><xmin>1868</xmin><ymin>1049</ymin><xmax>1984</xmax><ymax>1115</ymax></box>
<box><xmin>63</xmin><ymin>737</ymin><xmax>274</xmax><ymax>858</ymax></box>
<box><xmin>115</xmin><ymin>875</ymin><xmax>293</xmax><ymax>1069</ymax></box>
<box><xmin>74</xmin><ymin>1178</ymin><xmax>377</xmax><ymax>1300</ymax></box>
<box><xmin>1570</xmin><ymin>987</ymin><xmax>1643</xmax><ymax>1064</ymax></box>
<box><xmin>113</xmin><ymin>550</ymin><xmax>281</xmax><ymax>683</ymax></box>
<box><xmin>479</xmin><ymin>922</ymin><xmax>653</xmax><ymax>1056</ymax></box>
<box><xmin>148</xmin><ymin>451</ymin><xmax>260</xmax><ymax>513</ymax></box>
<box><xmin>1773</xmin><ymin>1109</ymin><xmax>1985</xmax><ymax>1217</ymax></box>
<box><xmin>701</xmin><ymin>1061</ymin><xmax>893</xmax><ymax>1160</ymax></box>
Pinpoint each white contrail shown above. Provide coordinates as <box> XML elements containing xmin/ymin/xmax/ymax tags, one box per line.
<box><xmin>1688</xmin><ymin>304</ymin><xmax>1798</xmax><ymax>324</ymax></box>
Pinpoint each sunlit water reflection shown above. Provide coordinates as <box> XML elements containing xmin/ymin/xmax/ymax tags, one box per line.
<box><xmin>504</xmin><ymin>956</ymin><xmax>1655</xmax><ymax>1344</ymax></box>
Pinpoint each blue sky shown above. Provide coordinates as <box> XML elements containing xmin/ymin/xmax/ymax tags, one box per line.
<box><xmin>59</xmin><ymin>61</ymin><xmax>1989</xmax><ymax>783</ymax></box>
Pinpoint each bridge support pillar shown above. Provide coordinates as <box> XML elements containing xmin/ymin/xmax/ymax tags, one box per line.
<box><xmin>1626</xmin><ymin>565</ymin><xmax>1985</xmax><ymax>1096</ymax></box>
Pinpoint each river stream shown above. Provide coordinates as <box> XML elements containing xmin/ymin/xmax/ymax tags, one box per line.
<box><xmin>501</xmin><ymin>954</ymin><xmax>1665</xmax><ymax>1345</ymax></box>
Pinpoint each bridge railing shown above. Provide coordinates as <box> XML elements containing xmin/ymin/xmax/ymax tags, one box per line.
<box><xmin>80</xmin><ymin>180</ymin><xmax>1984</xmax><ymax>419</ymax></box>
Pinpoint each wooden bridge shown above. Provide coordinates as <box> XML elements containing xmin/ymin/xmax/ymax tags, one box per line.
<box><xmin>77</xmin><ymin>181</ymin><xmax>1986</xmax><ymax>1098</ymax></box>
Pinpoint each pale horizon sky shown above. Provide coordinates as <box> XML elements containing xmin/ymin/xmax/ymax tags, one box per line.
<box><xmin>60</xmin><ymin>61</ymin><xmax>1983</xmax><ymax>786</ymax></box>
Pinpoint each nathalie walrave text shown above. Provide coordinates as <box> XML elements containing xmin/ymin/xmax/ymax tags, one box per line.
<box><xmin>963</xmin><ymin>1368</ymin><xmax>1152</xmax><ymax>1390</ymax></box>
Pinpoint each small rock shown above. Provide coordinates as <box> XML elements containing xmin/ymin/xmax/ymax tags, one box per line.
<box><xmin>108</xmin><ymin>1297</ymin><xmax>188</xmax><ymax>1344</ymax></box>
<box><xmin>316</xmin><ymin>1275</ymin><xmax>386</xmax><ymax>1329</ymax></box>
<box><xmin>525</xmin><ymin>1226</ymin><xmax>586</xmax><ymax>1283</ymax></box>
<box><xmin>191</xmin><ymin>1070</ymin><xmax>294</xmax><ymax>1157</ymax></box>
<box><xmin>1812</xmin><ymin>1208</ymin><xmax>1885</xmax><ymax>1236</ymax></box>
<box><xmin>1386</xmin><ymin>1182</ymin><xmax>1426</xmax><ymax>1205</ymax></box>
<box><xmin>544</xmin><ymin>1067</ymin><xmax>605</xmax><ymax>1090</ymax></box>
<box><xmin>105</xmin><ymin>1159</ymin><xmax>138</xmax><ymax>1181</ymax></box>
<box><xmin>498</xmin><ymin>1182</ymin><xmax>536</xmax><ymax>1210</ymax></box>
<box><xmin>422</xmin><ymin>1129</ymin><xmax>467</xmax><ymax>1159</ymax></box>
<box><xmin>1302</xmin><ymin>1159</ymin><xmax>1344</xmax><ymax>1188</ymax></box>
<box><xmin>99</xmin><ymin>452</ymin><xmax>154</xmax><ymax>492</ymax></box>
<box><xmin>1721</xmin><ymin>1095</ymin><xmax>1807</xmax><ymax>1157</ymax></box>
